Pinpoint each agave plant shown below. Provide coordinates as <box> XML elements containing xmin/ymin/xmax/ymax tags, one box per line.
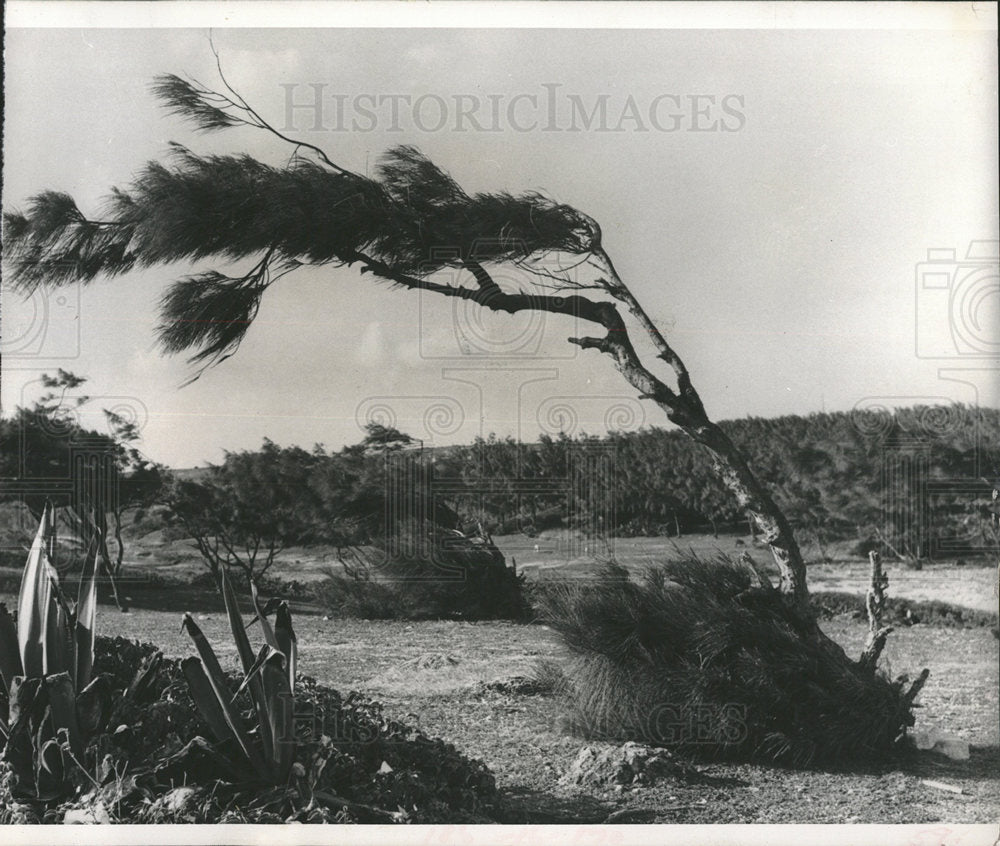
<box><xmin>0</xmin><ymin>503</ymin><xmax>111</xmax><ymax>800</ymax></box>
<box><xmin>179</xmin><ymin>567</ymin><xmax>298</xmax><ymax>785</ymax></box>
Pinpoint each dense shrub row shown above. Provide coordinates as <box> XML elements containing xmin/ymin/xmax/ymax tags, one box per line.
<box><xmin>437</xmin><ymin>405</ymin><xmax>1000</xmax><ymax>552</ymax></box>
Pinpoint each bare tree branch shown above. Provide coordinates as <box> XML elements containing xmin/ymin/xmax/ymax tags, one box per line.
<box><xmin>859</xmin><ymin>551</ymin><xmax>893</xmax><ymax>673</ymax></box>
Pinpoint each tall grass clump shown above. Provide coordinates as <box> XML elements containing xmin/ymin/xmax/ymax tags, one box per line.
<box><xmin>535</xmin><ymin>556</ymin><xmax>922</xmax><ymax>767</ymax></box>
<box><xmin>319</xmin><ymin>529</ymin><xmax>529</xmax><ymax>621</ymax></box>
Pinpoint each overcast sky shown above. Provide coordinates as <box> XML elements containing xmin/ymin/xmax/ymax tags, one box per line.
<box><xmin>2</xmin><ymin>11</ymin><xmax>998</xmax><ymax>468</ymax></box>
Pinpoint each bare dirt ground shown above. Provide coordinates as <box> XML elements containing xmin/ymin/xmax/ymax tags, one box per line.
<box><xmin>1</xmin><ymin>529</ymin><xmax>996</xmax><ymax>824</ymax></box>
<box><xmin>1</xmin><ymin>584</ymin><xmax>994</xmax><ymax>824</ymax></box>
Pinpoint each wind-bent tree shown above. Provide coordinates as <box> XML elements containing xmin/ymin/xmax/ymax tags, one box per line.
<box><xmin>3</xmin><ymin>62</ymin><xmax>928</xmax><ymax>758</ymax></box>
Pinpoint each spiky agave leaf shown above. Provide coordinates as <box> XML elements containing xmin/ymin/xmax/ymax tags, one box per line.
<box><xmin>180</xmin><ymin>613</ymin><xmax>269</xmax><ymax>777</ymax></box>
<box><xmin>274</xmin><ymin>602</ymin><xmax>297</xmax><ymax>692</ymax></box>
<box><xmin>17</xmin><ymin>504</ymin><xmax>58</xmax><ymax>678</ymax></box>
<box><xmin>219</xmin><ymin>567</ymin><xmax>275</xmax><ymax>762</ymax></box>
<box><xmin>259</xmin><ymin>647</ymin><xmax>294</xmax><ymax>780</ymax></box>
<box><xmin>73</xmin><ymin>536</ymin><xmax>100</xmax><ymax>691</ymax></box>
<box><xmin>230</xmin><ymin>641</ymin><xmax>293</xmax><ymax>781</ymax></box>
<box><xmin>122</xmin><ymin>651</ymin><xmax>163</xmax><ymax>704</ymax></box>
<box><xmin>44</xmin><ymin>673</ymin><xmax>82</xmax><ymax>759</ymax></box>
<box><xmin>180</xmin><ymin>658</ymin><xmax>239</xmax><ymax>747</ymax></box>
<box><xmin>43</xmin><ymin>580</ymin><xmax>73</xmax><ymax>681</ymax></box>
<box><xmin>249</xmin><ymin>580</ymin><xmax>282</xmax><ymax>653</ymax></box>
<box><xmin>0</xmin><ymin>603</ymin><xmax>23</xmax><ymax>697</ymax></box>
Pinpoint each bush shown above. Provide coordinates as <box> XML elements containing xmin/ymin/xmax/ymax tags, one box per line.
<box><xmin>812</xmin><ymin>591</ymin><xmax>999</xmax><ymax>628</ymax></box>
<box><xmin>0</xmin><ymin>636</ymin><xmax>505</xmax><ymax>824</ymax></box>
<box><xmin>535</xmin><ymin>556</ymin><xmax>922</xmax><ymax>767</ymax></box>
<box><xmin>318</xmin><ymin>533</ymin><xmax>529</xmax><ymax>621</ymax></box>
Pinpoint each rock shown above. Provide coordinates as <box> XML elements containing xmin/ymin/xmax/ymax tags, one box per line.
<box><xmin>63</xmin><ymin>803</ymin><xmax>112</xmax><ymax>824</ymax></box>
<box><xmin>931</xmin><ymin>736</ymin><xmax>971</xmax><ymax>761</ymax></box>
<box><xmin>559</xmin><ymin>742</ymin><xmax>681</xmax><ymax>789</ymax></box>
<box><xmin>158</xmin><ymin>786</ymin><xmax>199</xmax><ymax>815</ymax></box>
<box><xmin>915</xmin><ymin>731</ymin><xmax>971</xmax><ymax>760</ymax></box>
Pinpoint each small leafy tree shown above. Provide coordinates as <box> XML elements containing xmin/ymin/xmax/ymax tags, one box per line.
<box><xmin>0</xmin><ymin>372</ymin><xmax>165</xmax><ymax>605</ymax></box>
<box><xmin>164</xmin><ymin>440</ymin><xmax>323</xmax><ymax>588</ymax></box>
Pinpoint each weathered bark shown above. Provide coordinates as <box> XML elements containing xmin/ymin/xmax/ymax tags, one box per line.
<box><xmin>859</xmin><ymin>550</ymin><xmax>893</xmax><ymax>673</ymax></box>
<box><xmin>112</xmin><ymin>509</ymin><xmax>126</xmax><ymax>578</ymax></box>
<box><xmin>857</xmin><ymin>551</ymin><xmax>929</xmax><ymax>709</ymax></box>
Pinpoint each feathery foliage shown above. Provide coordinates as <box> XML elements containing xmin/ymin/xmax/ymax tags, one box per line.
<box><xmin>536</xmin><ymin>556</ymin><xmax>922</xmax><ymax>767</ymax></box>
<box><xmin>3</xmin><ymin>76</ymin><xmax>599</xmax><ymax>372</ymax></box>
<box><xmin>151</xmin><ymin>74</ymin><xmax>246</xmax><ymax>132</ymax></box>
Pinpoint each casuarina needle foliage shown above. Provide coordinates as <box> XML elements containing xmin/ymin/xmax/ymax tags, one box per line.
<box><xmin>535</xmin><ymin>557</ymin><xmax>924</xmax><ymax>767</ymax></box>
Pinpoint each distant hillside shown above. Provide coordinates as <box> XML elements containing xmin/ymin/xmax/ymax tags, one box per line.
<box><xmin>431</xmin><ymin>404</ymin><xmax>1000</xmax><ymax>554</ymax></box>
<box><xmin>3</xmin><ymin>406</ymin><xmax>996</xmax><ymax>565</ymax></box>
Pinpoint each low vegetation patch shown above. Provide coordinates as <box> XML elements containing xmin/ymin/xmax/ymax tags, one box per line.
<box><xmin>318</xmin><ymin>535</ymin><xmax>529</xmax><ymax>622</ymax></box>
<box><xmin>0</xmin><ymin>635</ymin><xmax>504</xmax><ymax>824</ymax></box>
<box><xmin>535</xmin><ymin>557</ymin><xmax>925</xmax><ymax>767</ymax></box>
<box><xmin>0</xmin><ymin>512</ymin><xmax>505</xmax><ymax>824</ymax></box>
<box><xmin>812</xmin><ymin>591</ymin><xmax>999</xmax><ymax>628</ymax></box>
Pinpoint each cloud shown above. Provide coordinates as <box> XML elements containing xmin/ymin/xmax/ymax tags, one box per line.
<box><xmin>355</xmin><ymin>320</ymin><xmax>387</xmax><ymax>365</ymax></box>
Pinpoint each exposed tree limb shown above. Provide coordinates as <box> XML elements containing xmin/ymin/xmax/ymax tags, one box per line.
<box><xmin>346</xmin><ymin>247</ymin><xmax>813</xmax><ymax>610</ymax></box>
<box><xmin>859</xmin><ymin>550</ymin><xmax>893</xmax><ymax>673</ymax></box>
<box><xmin>902</xmin><ymin>668</ymin><xmax>930</xmax><ymax>710</ymax></box>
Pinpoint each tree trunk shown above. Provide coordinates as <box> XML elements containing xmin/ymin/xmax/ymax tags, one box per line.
<box><xmin>681</xmin><ymin>418</ymin><xmax>810</xmax><ymax>610</ymax></box>
<box><xmin>113</xmin><ymin>510</ymin><xmax>126</xmax><ymax>578</ymax></box>
<box><xmin>813</xmin><ymin>526</ymin><xmax>829</xmax><ymax>563</ymax></box>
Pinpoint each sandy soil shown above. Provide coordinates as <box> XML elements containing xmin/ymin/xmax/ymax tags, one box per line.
<box><xmin>3</xmin><ymin>584</ymin><xmax>993</xmax><ymax>825</ymax></box>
